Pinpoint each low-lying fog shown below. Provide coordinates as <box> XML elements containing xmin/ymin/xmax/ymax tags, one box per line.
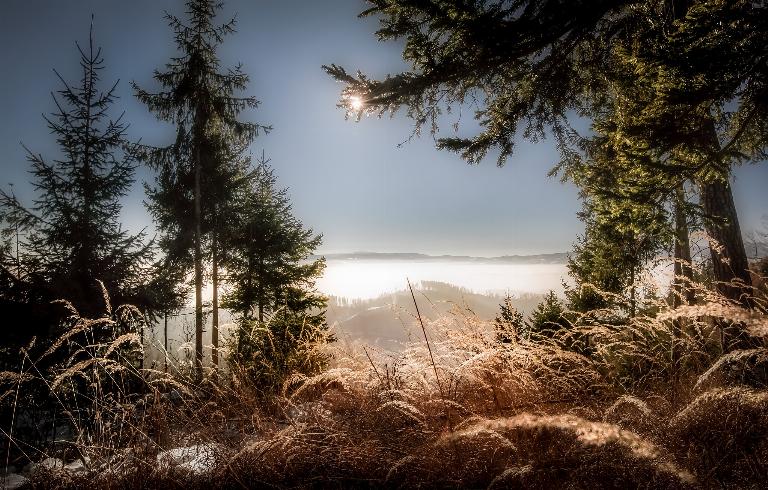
<box><xmin>143</xmin><ymin>253</ymin><xmax>571</xmax><ymax>369</ymax></box>
<box><xmin>317</xmin><ymin>258</ymin><xmax>569</xmax><ymax>300</ymax></box>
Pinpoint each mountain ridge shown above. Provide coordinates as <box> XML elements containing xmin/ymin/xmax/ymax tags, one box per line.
<box><xmin>314</xmin><ymin>251</ymin><xmax>569</xmax><ymax>264</ymax></box>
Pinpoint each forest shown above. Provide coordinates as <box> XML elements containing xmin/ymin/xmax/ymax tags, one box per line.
<box><xmin>1</xmin><ymin>0</ymin><xmax>767</xmax><ymax>488</ymax></box>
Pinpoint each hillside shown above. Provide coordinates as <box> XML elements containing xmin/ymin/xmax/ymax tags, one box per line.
<box><xmin>327</xmin><ymin>281</ymin><xmax>545</xmax><ymax>350</ymax></box>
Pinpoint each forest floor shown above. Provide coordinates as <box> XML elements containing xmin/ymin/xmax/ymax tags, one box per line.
<box><xmin>8</xmin><ymin>300</ymin><xmax>768</xmax><ymax>490</ymax></box>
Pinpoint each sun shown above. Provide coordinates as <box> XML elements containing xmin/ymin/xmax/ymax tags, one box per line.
<box><xmin>349</xmin><ymin>95</ymin><xmax>364</xmax><ymax>111</ymax></box>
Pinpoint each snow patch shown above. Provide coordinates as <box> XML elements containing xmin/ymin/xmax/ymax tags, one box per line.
<box><xmin>156</xmin><ymin>443</ymin><xmax>220</xmax><ymax>475</ymax></box>
<box><xmin>0</xmin><ymin>473</ymin><xmax>30</xmax><ymax>490</ymax></box>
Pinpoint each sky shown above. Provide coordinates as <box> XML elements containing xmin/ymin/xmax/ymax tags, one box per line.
<box><xmin>1</xmin><ymin>0</ymin><xmax>766</xmax><ymax>257</ymax></box>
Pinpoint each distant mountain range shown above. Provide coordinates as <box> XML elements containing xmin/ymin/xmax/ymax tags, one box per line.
<box><xmin>315</xmin><ymin>252</ymin><xmax>569</xmax><ymax>264</ymax></box>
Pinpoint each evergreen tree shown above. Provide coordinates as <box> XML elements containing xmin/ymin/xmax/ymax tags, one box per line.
<box><xmin>133</xmin><ymin>0</ymin><xmax>269</xmax><ymax>378</ymax></box>
<box><xmin>223</xmin><ymin>154</ymin><xmax>329</xmax><ymax>395</ymax></box>
<box><xmin>324</xmin><ymin>0</ymin><xmax>766</xmax><ymax>336</ymax></box>
<box><xmin>494</xmin><ymin>294</ymin><xmax>525</xmax><ymax>344</ymax></box>
<box><xmin>526</xmin><ymin>291</ymin><xmax>569</xmax><ymax>341</ymax></box>
<box><xmin>565</xmin><ymin>199</ymin><xmax>667</xmax><ymax>318</ymax></box>
<box><xmin>223</xmin><ymin>154</ymin><xmax>325</xmax><ymax>321</ymax></box>
<box><xmin>0</xmin><ymin>22</ymin><xmax>151</xmax><ymax>325</ymax></box>
<box><xmin>579</xmin><ymin>1</ymin><xmax>760</xmax><ymax>310</ymax></box>
<box><xmin>561</xmin><ymin>121</ymin><xmax>672</xmax><ymax>318</ymax></box>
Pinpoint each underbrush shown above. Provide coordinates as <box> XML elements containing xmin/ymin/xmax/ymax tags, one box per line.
<box><xmin>3</xmin><ymin>285</ymin><xmax>768</xmax><ymax>489</ymax></box>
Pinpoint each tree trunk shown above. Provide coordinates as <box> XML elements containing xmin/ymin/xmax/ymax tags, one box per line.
<box><xmin>629</xmin><ymin>238</ymin><xmax>636</xmax><ymax>318</ymax></box>
<box><xmin>164</xmin><ymin>312</ymin><xmax>169</xmax><ymax>373</ymax></box>
<box><xmin>194</xmin><ymin>145</ymin><xmax>204</xmax><ymax>381</ymax></box>
<box><xmin>700</xmin><ymin>120</ymin><xmax>753</xmax><ymax>352</ymax></box>
<box><xmin>672</xmin><ymin>186</ymin><xmax>695</xmax><ymax>308</ymax></box>
<box><xmin>672</xmin><ymin>185</ymin><xmax>695</xmax><ymax>370</ymax></box>
<box><xmin>258</xmin><ymin>257</ymin><xmax>264</xmax><ymax>322</ymax></box>
<box><xmin>700</xmin><ymin>178</ymin><xmax>752</xmax><ymax>303</ymax></box>
<box><xmin>211</xmin><ymin>229</ymin><xmax>219</xmax><ymax>375</ymax></box>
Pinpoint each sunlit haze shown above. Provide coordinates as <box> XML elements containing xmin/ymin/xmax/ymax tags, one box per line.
<box><xmin>317</xmin><ymin>260</ymin><xmax>569</xmax><ymax>300</ymax></box>
<box><xmin>348</xmin><ymin>95</ymin><xmax>364</xmax><ymax>111</ymax></box>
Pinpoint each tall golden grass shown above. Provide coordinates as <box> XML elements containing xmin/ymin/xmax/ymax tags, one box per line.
<box><xmin>2</xmin><ymin>275</ymin><xmax>767</xmax><ymax>488</ymax></box>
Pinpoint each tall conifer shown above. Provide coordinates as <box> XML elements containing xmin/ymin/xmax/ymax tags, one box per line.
<box><xmin>133</xmin><ymin>0</ymin><xmax>269</xmax><ymax>378</ymax></box>
<box><xmin>223</xmin><ymin>153</ymin><xmax>328</xmax><ymax>395</ymax></box>
<box><xmin>223</xmin><ymin>153</ymin><xmax>326</xmax><ymax>323</ymax></box>
<box><xmin>0</xmin><ymin>20</ymin><xmax>150</xmax><ymax>322</ymax></box>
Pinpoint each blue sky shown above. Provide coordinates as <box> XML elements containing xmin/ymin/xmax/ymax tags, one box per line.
<box><xmin>1</xmin><ymin>0</ymin><xmax>766</xmax><ymax>256</ymax></box>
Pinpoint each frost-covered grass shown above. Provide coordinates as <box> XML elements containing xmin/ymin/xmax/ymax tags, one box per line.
<box><xmin>3</xmin><ymin>279</ymin><xmax>768</xmax><ymax>489</ymax></box>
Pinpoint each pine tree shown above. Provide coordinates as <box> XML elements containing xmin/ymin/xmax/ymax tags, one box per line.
<box><xmin>223</xmin><ymin>153</ymin><xmax>329</xmax><ymax>394</ymax></box>
<box><xmin>0</xmin><ymin>21</ymin><xmax>151</xmax><ymax>324</ymax></box>
<box><xmin>494</xmin><ymin>294</ymin><xmax>525</xmax><ymax>345</ymax></box>
<box><xmin>526</xmin><ymin>291</ymin><xmax>569</xmax><ymax>341</ymax></box>
<box><xmin>133</xmin><ymin>0</ymin><xmax>269</xmax><ymax>378</ymax></box>
<box><xmin>324</xmin><ymin>0</ymin><xmax>767</xmax><ymax>334</ymax></box>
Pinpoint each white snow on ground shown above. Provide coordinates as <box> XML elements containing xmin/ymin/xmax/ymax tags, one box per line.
<box><xmin>1</xmin><ymin>473</ymin><xmax>31</xmax><ymax>489</ymax></box>
<box><xmin>156</xmin><ymin>443</ymin><xmax>220</xmax><ymax>475</ymax></box>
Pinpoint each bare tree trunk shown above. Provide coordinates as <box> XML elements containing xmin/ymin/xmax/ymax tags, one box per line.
<box><xmin>628</xmin><ymin>231</ymin><xmax>636</xmax><ymax>319</ymax></box>
<box><xmin>700</xmin><ymin>120</ymin><xmax>753</xmax><ymax>352</ymax></box>
<box><xmin>629</xmin><ymin>265</ymin><xmax>636</xmax><ymax>318</ymax></box>
<box><xmin>164</xmin><ymin>312</ymin><xmax>168</xmax><ymax>374</ymax></box>
<box><xmin>258</xmin><ymin>257</ymin><xmax>264</xmax><ymax>323</ymax></box>
<box><xmin>700</xmin><ymin>179</ymin><xmax>752</xmax><ymax>302</ymax></box>
<box><xmin>211</xmin><ymin>229</ymin><xmax>219</xmax><ymax>375</ymax></box>
<box><xmin>194</xmin><ymin>145</ymin><xmax>204</xmax><ymax>381</ymax></box>
<box><xmin>673</xmin><ymin>185</ymin><xmax>695</xmax><ymax>308</ymax></box>
<box><xmin>672</xmin><ymin>185</ymin><xmax>695</xmax><ymax>370</ymax></box>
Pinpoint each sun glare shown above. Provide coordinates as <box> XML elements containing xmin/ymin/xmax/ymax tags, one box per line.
<box><xmin>349</xmin><ymin>95</ymin><xmax>364</xmax><ymax>111</ymax></box>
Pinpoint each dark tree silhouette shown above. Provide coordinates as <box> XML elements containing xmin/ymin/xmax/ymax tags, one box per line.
<box><xmin>223</xmin><ymin>153</ymin><xmax>329</xmax><ymax>395</ymax></box>
<box><xmin>133</xmin><ymin>0</ymin><xmax>269</xmax><ymax>378</ymax></box>
<box><xmin>0</xmin><ymin>20</ymin><xmax>151</xmax><ymax>328</ymax></box>
<box><xmin>223</xmin><ymin>152</ymin><xmax>326</xmax><ymax>322</ymax></box>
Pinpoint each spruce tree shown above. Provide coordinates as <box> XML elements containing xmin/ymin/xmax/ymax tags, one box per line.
<box><xmin>526</xmin><ymin>291</ymin><xmax>569</xmax><ymax>341</ymax></box>
<box><xmin>0</xmin><ymin>21</ymin><xmax>151</xmax><ymax>323</ymax></box>
<box><xmin>584</xmin><ymin>0</ymin><xmax>761</xmax><ymax>309</ymax></box>
<box><xmin>558</xmin><ymin>0</ymin><xmax>762</xmax><ymax>347</ymax></box>
<box><xmin>565</xmin><ymin>198</ymin><xmax>667</xmax><ymax>318</ymax></box>
<box><xmin>324</xmin><ymin>0</ymin><xmax>766</xmax><ymax>328</ymax></box>
<box><xmin>223</xmin><ymin>153</ymin><xmax>326</xmax><ymax>321</ymax></box>
<box><xmin>494</xmin><ymin>294</ymin><xmax>525</xmax><ymax>345</ymax></box>
<box><xmin>223</xmin><ymin>153</ymin><xmax>329</xmax><ymax>394</ymax></box>
<box><xmin>133</xmin><ymin>0</ymin><xmax>269</xmax><ymax>378</ymax></box>
<box><xmin>559</xmin><ymin>107</ymin><xmax>673</xmax><ymax>318</ymax></box>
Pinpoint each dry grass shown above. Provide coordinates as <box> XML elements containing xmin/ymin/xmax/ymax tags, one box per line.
<box><xmin>4</xmin><ymin>277</ymin><xmax>768</xmax><ymax>489</ymax></box>
<box><xmin>668</xmin><ymin>387</ymin><xmax>768</xmax><ymax>483</ymax></box>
